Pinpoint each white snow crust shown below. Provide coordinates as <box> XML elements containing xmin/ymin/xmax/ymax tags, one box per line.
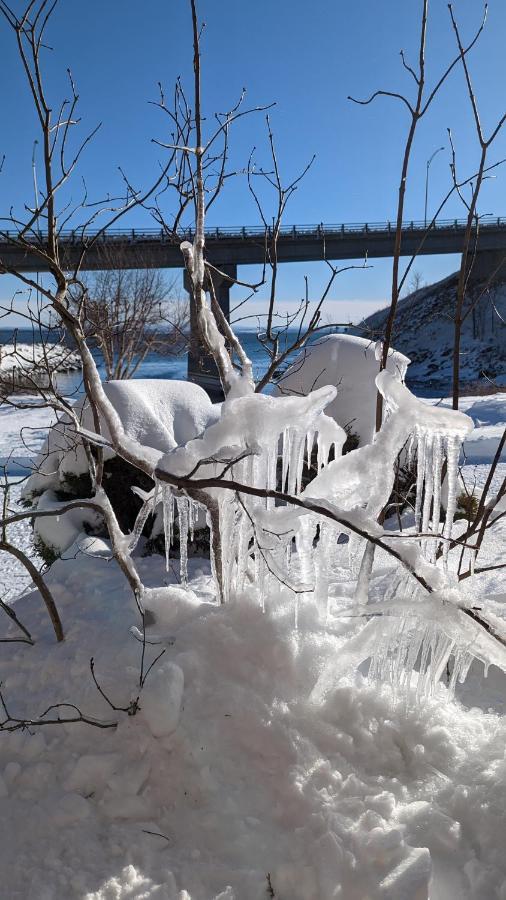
<box><xmin>274</xmin><ymin>333</ymin><xmax>410</xmax><ymax>445</ymax></box>
<box><xmin>2</xmin><ymin>541</ymin><xmax>506</xmax><ymax>898</ymax></box>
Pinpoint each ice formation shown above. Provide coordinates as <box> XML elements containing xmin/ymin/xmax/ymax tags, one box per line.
<box><xmin>157</xmin><ymin>386</ymin><xmax>346</xmax><ymax>601</ymax></box>
<box><xmin>156</xmin><ymin>369</ymin><xmax>489</xmax><ymax>689</ymax></box>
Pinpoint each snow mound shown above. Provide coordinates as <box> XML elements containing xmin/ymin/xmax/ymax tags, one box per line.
<box><xmin>2</xmin><ymin>550</ymin><xmax>506</xmax><ymax>898</ymax></box>
<box><xmin>23</xmin><ymin>379</ymin><xmax>221</xmax><ymax>557</ymax></box>
<box><xmin>24</xmin><ymin>379</ymin><xmax>220</xmax><ymax>497</ymax></box>
<box><xmin>103</xmin><ymin>379</ymin><xmax>221</xmax><ymax>455</ymax></box>
<box><xmin>274</xmin><ymin>333</ymin><xmax>410</xmax><ymax>445</ymax></box>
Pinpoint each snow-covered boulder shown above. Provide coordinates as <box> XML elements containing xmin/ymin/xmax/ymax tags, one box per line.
<box><xmin>25</xmin><ymin>379</ymin><xmax>221</xmax><ymax>498</ymax></box>
<box><xmin>274</xmin><ymin>334</ymin><xmax>410</xmax><ymax>446</ymax></box>
<box><xmin>24</xmin><ymin>379</ymin><xmax>221</xmax><ymax>558</ymax></box>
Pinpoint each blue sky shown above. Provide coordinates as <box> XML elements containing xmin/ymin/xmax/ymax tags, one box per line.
<box><xmin>2</xmin><ymin>0</ymin><xmax>506</xmax><ymax>326</ymax></box>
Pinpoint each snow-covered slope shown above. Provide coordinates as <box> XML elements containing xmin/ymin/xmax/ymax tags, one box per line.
<box><xmin>355</xmin><ymin>273</ymin><xmax>506</xmax><ymax>390</ymax></box>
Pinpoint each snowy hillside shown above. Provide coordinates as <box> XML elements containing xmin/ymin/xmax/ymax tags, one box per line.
<box><xmin>355</xmin><ymin>273</ymin><xmax>506</xmax><ymax>390</ymax></box>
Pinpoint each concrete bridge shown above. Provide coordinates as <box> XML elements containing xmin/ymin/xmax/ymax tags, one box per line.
<box><xmin>2</xmin><ymin>217</ymin><xmax>505</xmax><ymax>396</ymax></box>
<box><xmin>3</xmin><ymin>217</ymin><xmax>506</xmax><ymax>273</ymax></box>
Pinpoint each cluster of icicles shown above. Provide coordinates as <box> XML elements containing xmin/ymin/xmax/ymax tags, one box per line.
<box><xmin>158</xmin><ymin>418</ymin><xmax>340</xmax><ymax>603</ymax></box>
<box><xmin>410</xmin><ymin>426</ymin><xmax>462</xmax><ymax>566</ymax></box>
<box><xmin>154</xmin><ymin>386</ymin><xmax>478</xmax><ymax>696</ymax></box>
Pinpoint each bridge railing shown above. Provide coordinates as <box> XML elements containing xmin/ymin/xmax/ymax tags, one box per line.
<box><xmin>1</xmin><ymin>217</ymin><xmax>506</xmax><ymax>244</ymax></box>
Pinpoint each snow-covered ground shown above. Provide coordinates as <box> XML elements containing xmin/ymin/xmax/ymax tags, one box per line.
<box><xmin>2</xmin><ymin>519</ymin><xmax>506</xmax><ymax>899</ymax></box>
<box><xmin>0</xmin><ymin>399</ymin><xmax>57</xmax><ymax>600</ymax></box>
<box><xmin>0</xmin><ymin>341</ymin><xmax>81</xmax><ymax>374</ymax></box>
<box><xmin>0</xmin><ymin>388</ymin><xmax>505</xmax><ymax>899</ymax></box>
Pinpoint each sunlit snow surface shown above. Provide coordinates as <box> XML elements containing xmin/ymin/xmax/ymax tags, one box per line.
<box><xmin>2</xmin><ymin>545</ymin><xmax>506</xmax><ymax>898</ymax></box>
<box><xmin>1</xmin><ymin>382</ymin><xmax>506</xmax><ymax>897</ymax></box>
<box><xmin>0</xmin><ymin>399</ymin><xmax>56</xmax><ymax>600</ymax></box>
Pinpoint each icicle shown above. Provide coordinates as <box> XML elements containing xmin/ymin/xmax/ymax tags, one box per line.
<box><xmin>281</xmin><ymin>428</ymin><xmax>291</xmax><ymax>492</ymax></box>
<box><xmin>188</xmin><ymin>497</ymin><xmax>199</xmax><ymax>543</ymax></box>
<box><xmin>414</xmin><ymin>429</ymin><xmax>427</xmax><ymax>532</ymax></box>
<box><xmin>296</xmin><ymin>432</ymin><xmax>306</xmax><ymax>495</ymax></box>
<box><xmin>421</xmin><ymin>434</ymin><xmax>434</xmax><ymax>557</ymax></box>
<box><xmin>406</xmin><ymin>432</ymin><xmax>416</xmax><ymax>470</ymax></box>
<box><xmin>176</xmin><ymin>495</ymin><xmax>189</xmax><ymax>587</ymax></box>
<box><xmin>236</xmin><ymin>507</ymin><xmax>252</xmax><ymax>593</ymax></box>
<box><xmin>315</xmin><ymin>521</ymin><xmax>334</xmax><ymax>620</ymax></box>
<box><xmin>295</xmin><ymin>516</ymin><xmax>316</xmax><ymax>588</ymax></box>
<box><xmin>266</xmin><ymin>442</ymin><xmax>277</xmax><ymax>510</ymax></box>
<box><xmin>306</xmin><ymin>430</ymin><xmax>315</xmax><ymax>473</ymax></box>
<box><xmin>129</xmin><ymin>495</ymin><xmax>154</xmax><ymax>553</ymax></box>
<box><xmin>219</xmin><ymin>498</ymin><xmax>236</xmax><ymax>604</ymax></box>
<box><xmin>442</xmin><ymin>434</ymin><xmax>461</xmax><ymax>568</ymax></box>
<box><xmin>316</xmin><ymin>431</ymin><xmax>328</xmax><ymax>471</ymax></box>
<box><xmin>429</xmin><ymin>434</ymin><xmax>443</xmax><ymax>563</ymax></box>
<box><xmin>288</xmin><ymin>430</ymin><xmax>304</xmax><ymax>495</ymax></box>
<box><xmin>162</xmin><ymin>484</ymin><xmax>174</xmax><ymax>572</ymax></box>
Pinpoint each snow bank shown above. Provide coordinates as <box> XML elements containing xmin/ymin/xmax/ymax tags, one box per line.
<box><xmin>0</xmin><ymin>342</ymin><xmax>81</xmax><ymax>392</ymax></box>
<box><xmin>2</xmin><ymin>548</ymin><xmax>506</xmax><ymax>898</ymax></box>
<box><xmin>274</xmin><ymin>333</ymin><xmax>410</xmax><ymax>445</ymax></box>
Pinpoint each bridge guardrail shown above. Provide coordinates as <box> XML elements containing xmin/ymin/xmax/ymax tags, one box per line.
<box><xmin>1</xmin><ymin>217</ymin><xmax>506</xmax><ymax>244</ymax></box>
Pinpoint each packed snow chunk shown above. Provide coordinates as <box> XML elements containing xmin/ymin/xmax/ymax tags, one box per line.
<box><xmin>63</xmin><ymin>753</ymin><xmax>121</xmax><ymax>795</ymax></box>
<box><xmin>378</xmin><ymin>846</ymin><xmax>431</xmax><ymax>899</ymax></box>
<box><xmin>86</xmin><ymin>865</ymin><xmax>179</xmax><ymax>900</ymax></box>
<box><xmin>33</xmin><ymin>489</ymin><xmax>102</xmax><ymax>558</ymax></box>
<box><xmin>102</xmin><ymin>379</ymin><xmax>221</xmax><ymax>454</ymax></box>
<box><xmin>274</xmin><ymin>333</ymin><xmax>410</xmax><ymax>445</ymax></box>
<box><xmin>141</xmin><ymin>661</ymin><xmax>184</xmax><ymax>738</ymax></box>
<box><xmin>24</xmin><ymin>378</ymin><xmax>221</xmax><ymax>499</ymax></box>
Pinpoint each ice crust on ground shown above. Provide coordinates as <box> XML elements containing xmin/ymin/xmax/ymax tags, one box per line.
<box><xmin>273</xmin><ymin>333</ymin><xmax>410</xmax><ymax>444</ymax></box>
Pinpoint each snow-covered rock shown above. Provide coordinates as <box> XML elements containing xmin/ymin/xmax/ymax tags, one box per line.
<box><xmin>25</xmin><ymin>379</ymin><xmax>221</xmax><ymax>497</ymax></box>
<box><xmin>22</xmin><ymin>379</ymin><xmax>221</xmax><ymax>557</ymax></box>
<box><xmin>274</xmin><ymin>333</ymin><xmax>409</xmax><ymax>445</ymax></box>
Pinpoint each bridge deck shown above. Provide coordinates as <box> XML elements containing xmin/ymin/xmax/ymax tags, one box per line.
<box><xmin>1</xmin><ymin>217</ymin><xmax>506</xmax><ymax>272</ymax></box>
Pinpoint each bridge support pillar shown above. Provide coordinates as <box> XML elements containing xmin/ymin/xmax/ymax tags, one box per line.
<box><xmin>468</xmin><ymin>250</ymin><xmax>506</xmax><ymax>283</ymax></box>
<box><xmin>184</xmin><ymin>263</ymin><xmax>237</xmax><ymax>402</ymax></box>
